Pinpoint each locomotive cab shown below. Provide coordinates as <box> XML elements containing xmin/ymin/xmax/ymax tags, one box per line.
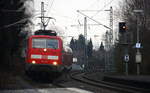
<box><xmin>25</xmin><ymin>29</ymin><xmax>73</xmax><ymax>76</ymax></box>
<box><xmin>25</xmin><ymin>35</ymin><xmax>63</xmax><ymax>72</ymax></box>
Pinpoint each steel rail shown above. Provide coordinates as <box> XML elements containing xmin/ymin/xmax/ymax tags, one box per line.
<box><xmin>70</xmin><ymin>72</ymin><xmax>150</xmax><ymax>93</ymax></box>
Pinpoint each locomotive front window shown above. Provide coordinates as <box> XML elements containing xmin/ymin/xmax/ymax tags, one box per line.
<box><xmin>32</xmin><ymin>38</ymin><xmax>59</xmax><ymax>49</ymax></box>
<box><xmin>32</xmin><ymin>39</ymin><xmax>46</xmax><ymax>48</ymax></box>
<box><xmin>46</xmin><ymin>39</ymin><xmax>58</xmax><ymax>49</ymax></box>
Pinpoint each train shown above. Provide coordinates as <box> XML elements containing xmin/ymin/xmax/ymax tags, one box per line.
<box><xmin>24</xmin><ymin>30</ymin><xmax>73</xmax><ymax>76</ymax></box>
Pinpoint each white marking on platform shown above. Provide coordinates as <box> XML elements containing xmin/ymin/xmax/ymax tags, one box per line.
<box><xmin>0</xmin><ymin>88</ymin><xmax>93</xmax><ymax>93</ymax></box>
<box><xmin>66</xmin><ymin>88</ymin><xmax>93</xmax><ymax>93</ymax></box>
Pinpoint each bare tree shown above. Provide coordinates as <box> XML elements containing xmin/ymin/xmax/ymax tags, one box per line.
<box><xmin>115</xmin><ymin>0</ymin><xmax>150</xmax><ymax>74</ymax></box>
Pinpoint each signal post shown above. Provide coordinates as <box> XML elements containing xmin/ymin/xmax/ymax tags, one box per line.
<box><xmin>133</xmin><ymin>9</ymin><xmax>143</xmax><ymax>75</ymax></box>
<box><xmin>119</xmin><ymin>22</ymin><xmax>129</xmax><ymax>75</ymax></box>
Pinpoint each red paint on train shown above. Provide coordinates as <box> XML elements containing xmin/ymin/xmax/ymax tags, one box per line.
<box><xmin>25</xmin><ymin>35</ymin><xmax>65</xmax><ymax>72</ymax></box>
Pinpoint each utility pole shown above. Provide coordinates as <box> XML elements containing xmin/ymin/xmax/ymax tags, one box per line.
<box><xmin>77</xmin><ymin>7</ymin><xmax>114</xmax><ymax>72</ymax></box>
<box><xmin>105</xmin><ymin>6</ymin><xmax>114</xmax><ymax>72</ymax></box>
<box><xmin>105</xmin><ymin>6</ymin><xmax>113</xmax><ymax>48</ymax></box>
<box><xmin>84</xmin><ymin>17</ymin><xmax>88</xmax><ymax>71</ymax></box>
<box><xmin>110</xmin><ymin>7</ymin><xmax>113</xmax><ymax>44</ymax></box>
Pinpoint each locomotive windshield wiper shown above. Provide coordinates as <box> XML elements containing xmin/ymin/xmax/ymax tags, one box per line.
<box><xmin>51</xmin><ymin>45</ymin><xmax>57</xmax><ymax>49</ymax></box>
<box><xmin>47</xmin><ymin>45</ymin><xmax>57</xmax><ymax>49</ymax></box>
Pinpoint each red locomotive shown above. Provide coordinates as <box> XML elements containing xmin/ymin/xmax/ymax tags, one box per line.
<box><xmin>25</xmin><ymin>30</ymin><xmax>73</xmax><ymax>75</ymax></box>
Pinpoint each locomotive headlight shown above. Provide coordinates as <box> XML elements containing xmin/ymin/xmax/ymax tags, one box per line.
<box><xmin>43</xmin><ymin>48</ymin><xmax>47</xmax><ymax>52</ymax></box>
<box><xmin>32</xmin><ymin>60</ymin><xmax>36</xmax><ymax>64</ymax></box>
<box><xmin>53</xmin><ymin>61</ymin><xmax>58</xmax><ymax>66</ymax></box>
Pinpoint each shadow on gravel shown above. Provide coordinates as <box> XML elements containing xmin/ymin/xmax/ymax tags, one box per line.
<box><xmin>0</xmin><ymin>70</ymin><xmax>64</xmax><ymax>90</ymax></box>
<box><xmin>27</xmin><ymin>71</ymin><xmax>60</xmax><ymax>83</ymax></box>
<box><xmin>24</xmin><ymin>71</ymin><xmax>71</xmax><ymax>88</ymax></box>
<box><xmin>0</xmin><ymin>56</ymin><xmax>65</xmax><ymax>90</ymax></box>
<box><xmin>25</xmin><ymin>70</ymin><xmax>64</xmax><ymax>83</ymax></box>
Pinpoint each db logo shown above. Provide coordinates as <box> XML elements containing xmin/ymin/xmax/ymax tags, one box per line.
<box><xmin>42</xmin><ymin>55</ymin><xmax>47</xmax><ymax>59</ymax></box>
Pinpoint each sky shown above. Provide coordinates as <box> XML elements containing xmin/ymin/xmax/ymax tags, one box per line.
<box><xmin>33</xmin><ymin>0</ymin><xmax>121</xmax><ymax>49</ymax></box>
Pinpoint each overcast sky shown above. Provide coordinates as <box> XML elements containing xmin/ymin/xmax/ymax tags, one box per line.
<box><xmin>33</xmin><ymin>0</ymin><xmax>121</xmax><ymax>49</ymax></box>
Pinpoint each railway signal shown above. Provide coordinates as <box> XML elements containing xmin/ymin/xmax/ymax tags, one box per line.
<box><xmin>119</xmin><ymin>22</ymin><xmax>126</xmax><ymax>33</ymax></box>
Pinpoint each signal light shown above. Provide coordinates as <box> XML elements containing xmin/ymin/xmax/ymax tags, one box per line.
<box><xmin>119</xmin><ymin>22</ymin><xmax>126</xmax><ymax>33</ymax></box>
<box><xmin>123</xmin><ymin>26</ymin><xmax>126</xmax><ymax>29</ymax></box>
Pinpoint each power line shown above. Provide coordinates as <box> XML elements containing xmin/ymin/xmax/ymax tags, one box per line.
<box><xmin>91</xmin><ymin>0</ymin><xmax>114</xmax><ymax>18</ymax></box>
<box><xmin>78</xmin><ymin>0</ymin><xmax>114</xmax><ymax>28</ymax></box>
<box><xmin>77</xmin><ymin>10</ymin><xmax>112</xmax><ymax>30</ymax></box>
<box><xmin>0</xmin><ymin>18</ymin><xmax>29</xmax><ymax>30</ymax></box>
<box><xmin>85</xmin><ymin>0</ymin><xmax>99</xmax><ymax>10</ymax></box>
<box><xmin>46</xmin><ymin>0</ymin><xmax>55</xmax><ymax>16</ymax></box>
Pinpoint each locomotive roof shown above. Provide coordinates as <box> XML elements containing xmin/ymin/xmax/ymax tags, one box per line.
<box><xmin>29</xmin><ymin>35</ymin><xmax>62</xmax><ymax>39</ymax></box>
<box><xmin>34</xmin><ymin>29</ymin><xmax>57</xmax><ymax>36</ymax></box>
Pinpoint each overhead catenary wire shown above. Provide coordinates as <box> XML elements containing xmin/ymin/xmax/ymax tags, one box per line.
<box><xmin>77</xmin><ymin>10</ymin><xmax>112</xmax><ymax>30</ymax></box>
<box><xmin>76</xmin><ymin>0</ymin><xmax>114</xmax><ymax>29</ymax></box>
<box><xmin>79</xmin><ymin>0</ymin><xmax>114</xmax><ymax>16</ymax></box>
<box><xmin>46</xmin><ymin>0</ymin><xmax>55</xmax><ymax>16</ymax></box>
<box><xmin>91</xmin><ymin>0</ymin><xmax>114</xmax><ymax>18</ymax></box>
<box><xmin>0</xmin><ymin>18</ymin><xmax>29</xmax><ymax>30</ymax></box>
<box><xmin>85</xmin><ymin>0</ymin><xmax>99</xmax><ymax>10</ymax></box>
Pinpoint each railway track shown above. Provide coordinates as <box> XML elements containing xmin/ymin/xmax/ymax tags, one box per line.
<box><xmin>70</xmin><ymin>71</ymin><xmax>150</xmax><ymax>93</ymax></box>
<box><xmin>21</xmin><ymin>73</ymin><xmax>94</xmax><ymax>93</ymax></box>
